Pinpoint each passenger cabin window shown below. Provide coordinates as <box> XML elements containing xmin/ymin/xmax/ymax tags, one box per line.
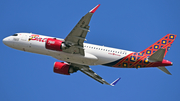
<box><xmin>12</xmin><ymin>34</ymin><xmax>18</xmax><ymax>36</ymax></box>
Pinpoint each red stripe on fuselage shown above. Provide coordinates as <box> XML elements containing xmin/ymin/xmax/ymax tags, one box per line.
<box><xmin>113</xmin><ymin>53</ymin><xmax>134</xmax><ymax>67</ymax></box>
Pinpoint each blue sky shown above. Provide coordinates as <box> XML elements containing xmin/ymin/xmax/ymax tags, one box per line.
<box><xmin>1</xmin><ymin>0</ymin><xmax>180</xmax><ymax>101</ymax></box>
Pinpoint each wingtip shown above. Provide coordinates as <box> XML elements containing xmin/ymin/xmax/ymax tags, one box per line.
<box><xmin>110</xmin><ymin>78</ymin><xmax>121</xmax><ymax>86</ymax></box>
<box><xmin>89</xmin><ymin>4</ymin><xmax>100</xmax><ymax>13</ymax></box>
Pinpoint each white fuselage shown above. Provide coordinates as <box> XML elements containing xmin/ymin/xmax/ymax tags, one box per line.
<box><xmin>3</xmin><ymin>33</ymin><xmax>133</xmax><ymax>66</ymax></box>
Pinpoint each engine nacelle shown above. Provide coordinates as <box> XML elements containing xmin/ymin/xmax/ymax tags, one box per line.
<box><xmin>45</xmin><ymin>38</ymin><xmax>66</xmax><ymax>51</ymax></box>
<box><xmin>53</xmin><ymin>62</ymin><xmax>78</xmax><ymax>75</ymax></box>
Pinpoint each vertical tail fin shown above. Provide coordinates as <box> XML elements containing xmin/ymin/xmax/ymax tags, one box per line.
<box><xmin>139</xmin><ymin>34</ymin><xmax>177</xmax><ymax>57</ymax></box>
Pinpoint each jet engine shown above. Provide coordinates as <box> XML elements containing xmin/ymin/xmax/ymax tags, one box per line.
<box><xmin>45</xmin><ymin>38</ymin><xmax>66</xmax><ymax>51</ymax></box>
<box><xmin>53</xmin><ymin>62</ymin><xmax>78</xmax><ymax>75</ymax></box>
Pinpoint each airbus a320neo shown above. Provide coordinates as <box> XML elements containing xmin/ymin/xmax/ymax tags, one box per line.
<box><xmin>3</xmin><ymin>4</ymin><xmax>177</xmax><ymax>86</ymax></box>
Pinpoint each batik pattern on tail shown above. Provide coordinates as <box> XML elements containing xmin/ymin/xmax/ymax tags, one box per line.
<box><xmin>103</xmin><ymin>34</ymin><xmax>176</xmax><ymax>68</ymax></box>
<box><xmin>139</xmin><ymin>34</ymin><xmax>176</xmax><ymax>57</ymax></box>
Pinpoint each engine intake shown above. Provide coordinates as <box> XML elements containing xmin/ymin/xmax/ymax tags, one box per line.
<box><xmin>53</xmin><ymin>62</ymin><xmax>78</xmax><ymax>75</ymax></box>
<box><xmin>45</xmin><ymin>38</ymin><xmax>66</xmax><ymax>51</ymax></box>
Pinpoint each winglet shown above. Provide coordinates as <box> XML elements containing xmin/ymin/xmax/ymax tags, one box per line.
<box><xmin>89</xmin><ymin>4</ymin><xmax>100</xmax><ymax>13</ymax></box>
<box><xmin>110</xmin><ymin>78</ymin><xmax>121</xmax><ymax>86</ymax></box>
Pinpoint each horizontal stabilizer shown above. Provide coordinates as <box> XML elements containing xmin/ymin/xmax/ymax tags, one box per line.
<box><xmin>148</xmin><ymin>48</ymin><xmax>165</xmax><ymax>62</ymax></box>
<box><xmin>110</xmin><ymin>78</ymin><xmax>121</xmax><ymax>86</ymax></box>
<box><xmin>157</xmin><ymin>66</ymin><xmax>172</xmax><ymax>75</ymax></box>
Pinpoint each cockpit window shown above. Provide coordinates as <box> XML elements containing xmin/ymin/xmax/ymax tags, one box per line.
<box><xmin>12</xmin><ymin>34</ymin><xmax>18</xmax><ymax>36</ymax></box>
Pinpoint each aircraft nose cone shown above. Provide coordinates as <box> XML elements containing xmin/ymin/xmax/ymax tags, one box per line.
<box><xmin>3</xmin><ymin>37</ymin><xmax>12</xmax><ymax>47</ymax></box>
<box><xmin>3</xmin><ymin>37</ymin><xmax>8</xmax><ymax>44</ymax></box>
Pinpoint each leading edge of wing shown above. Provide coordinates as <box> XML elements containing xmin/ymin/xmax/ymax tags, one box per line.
<box><xmin>89</xmin><ymin>4</ymin><xmax>100</xmax><ymax>13</ymax></box>
<box><xmin>76</xmin><ymin>64</ymin><xmax>120</xmax><ymax>86</ymax></box>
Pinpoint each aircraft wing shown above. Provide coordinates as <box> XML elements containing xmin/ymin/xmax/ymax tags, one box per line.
<box><xmin>71</xmin><ymin>63</ymin><xmax>120</xmax><ymax>86</ymax></box>
<box><xmin>63</xmin><ymin>4</ymin><xmax>100</xmax><ymax>55</ymax></box>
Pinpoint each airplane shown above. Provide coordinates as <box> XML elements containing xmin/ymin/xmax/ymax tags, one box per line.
<box><xmin>2</xmin><ymin>4</ymin><xmax>177</xmax><ymax>86</ymax></box>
